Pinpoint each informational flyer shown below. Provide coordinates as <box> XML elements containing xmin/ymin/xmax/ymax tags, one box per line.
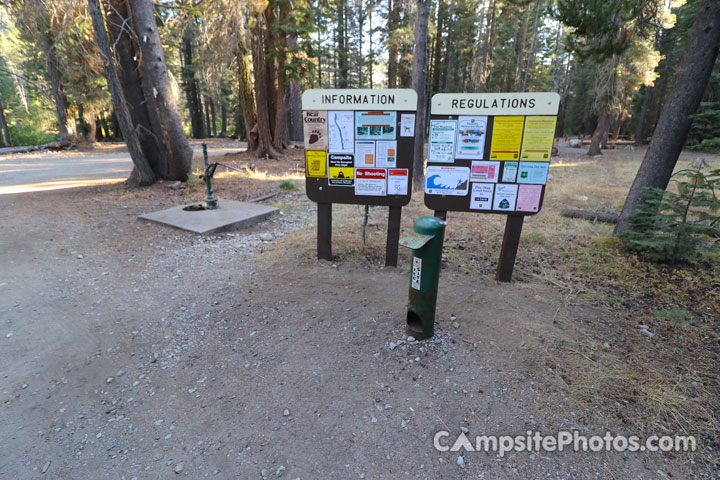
<box><xmin>469</xmin><ymin>183</ymin><xmax>494</xmax><ymax>210</ymax></box>
<box><xmin>355</xmin><ymin>168</ymin><xmax>387</xmax><ymax>196</ymax></box>
<box><xmin>305</xmin><ymin>150</ymin><xmax>327</xmax><ymax>177</ymax></box>
<box><xmin>425</xmin><ymin>166</ymin><xmax>470</xmax><ymax>196</ymax></box>
<box><xmin>493</xmin><ymin>183</ymin><xmax>519</xmax><ymax>211</ymax></box>
<box><xmin>354</xmin><ymin>140</ymin><xmax>375</xmax><ymax>167</ymax></box>
<box><xmin>501</xmin><ymin>161</ymin><xmax>518</xmax><ymax>182</ymax></box>
<box><xmin>328</xmin><ymin>111</ymin><xmax>354</xmax><ymax>153</ymax></box>
<box><xmin>520</xmin><ymin>116</ymin><xmax>557</xmax><ymax>161</ymax></box>
<box><xmin>375</xmin><ymin>141</ymin><xmax>397</xmax><ymax>168</ymax></box>
<box><xmin>428</xmin><ymin>120</ymin><xmax>457</xmax><ymax>163</ymax></box>
<box><xmin>455</xmin><ymin>116</ymin><xmax>487</xmax><ymax>160</ymax></box>
<box><xmin>328</xmin><ymin>153</ymin><xmax>354</xmax><ymax>186</ymax></box>
<box><xmin>400</xmin><ymin>114</ymin><xmax>415</xmax><ymax>137</ymax></box>
<box><xmin>303</xmin><ymin>111</ymin><xmax>328</xmax><ymax>150</ymax></box>
<box><xmin>489</xmin><ymin>116</ymin><xmax>525</xmax><ymax>160</ymax></box>
<box><xmin>517</xmin><ymin>162</ymin><xmax>550</xmax><ymax>184</ymax></box>
<box><xmin>387</xmin><ymin>168</ymin><xmax>409</xmax><ymax>195</ymax></box>
<box><xmin>355</xmin><ymin>111</ymin><xmax>397</xmax><ymax>140</ymax></box>
<box><xmin>470</xmin><ymin>161</ymin><xmax>500</xmax><ymax>182</ymax></box>
<box><xmin>516</xmin><ymin>185</ymin><xmax>543</xmax><ymax>212</ymax></box>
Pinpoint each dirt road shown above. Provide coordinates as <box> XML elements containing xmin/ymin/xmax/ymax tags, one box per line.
<box><xmin>0</xmin><ymin>140</ymin><xmax>247</xmax><ymax>195</ymax></box>
<box><xmin>0</xmin><ymin>145</ymin><xmax>712</xmax><ymax>479</ymax></box>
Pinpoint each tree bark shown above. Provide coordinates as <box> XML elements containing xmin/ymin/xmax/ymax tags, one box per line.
<box><xmin>289</xmin><ymin>80</ymin><xmax>303</xmax><ymax>141</ymax></box>
<box><xmin>236</xmin><ymin>31</ymin><xmax>258</xmax><ymax>150</ymax></box>
<box><xmin>387</xmin><ymin>0</ymin><xmax>399</xmax><ymax>88</ymax></box>
<box><xmin>411</xmin><ymin>0</ymin><xmax>430</xmax><ymax>192</ymax></box>
<box><xmin>88</xmin><ymin>0</ymin><xmax>156</xmax><ymax>185</ymax></box>
<box><xmin>522</xmin><ymin>0</ymin><xmax>545</xmax><ymax>92</ymax></box>
<box><xmin>182</xmin><ymin>27</ymin><xmax>204</xmax><ymax>138</ymax></box>
<box><xmin>272</xmin><ymin>0</ymin><xmax>290</xmax><ymax>151</ymax></box>
<box><xmin>615</xmin><ymin>0</ymin><xmax>720</xmax><ymax>234</ymax></box>
<box><xmin>220</xmin><ymin>99</ymin><xmax>227</xmax><ymax>137</ymax></box>
<box><xmin>105</xmin><ymin>0</ymin><xmax>166</xmax><ymax>172</ymax></box>
<box><xmin>587</xmin><ymin>105</ymin><xmax>609</xmax><ymax>156</ymax></box>
<box><xmin>513</xmin><ymin>2</ymin><xmax>531</xmax><ymax>91</ymax></box>
<box><xmin>33</xmin><ymin>16</ymin><xmax>75</xmax><ymax>144</ymax></box>
<box><xmin>251</xmin><ymin>10</ymin><xmax>282</xmax><ymax>159</ymax></box>
<box><xmin>209</xmin><ymin>97</ymin><xmax>217</xmax><ymax>137</ymax></box>
<box><xmin>129</xmin><ymin>0</ymin><xmax>193</xmax><ymax>181</ymax></box>
<box><xmin>0</xmin><ymin>95</ymin><xmax>11</xmax><ymax>147</ymax></box>
<box><xmin>478</xmin><ymin>0</ymin><xmax>497</xmax><ymax>90</ymax></box>
<box><xmin>634</xmin><ymin>85</ymin><xmax>651</xmax><ymax>146</ymax></box>
<box><xmin>336</xmin><ymin>0</ymin><xmax>349</xmax><ymax>88</ymax></box>
<box><xmin>431</xmin><ymin>0</ymin><xmax>444</xmax><ymax>96</ymax></box>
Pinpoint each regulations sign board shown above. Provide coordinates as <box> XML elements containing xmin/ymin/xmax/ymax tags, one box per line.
<box><xmin>301</xmin><ymin>89</ymin><xmax>418</xmax><ymax>207</ymax></box>
<box><xmin>424</xmin><ymin>92</ymin><xmax>560</xmax><ymax>215</ymax></box>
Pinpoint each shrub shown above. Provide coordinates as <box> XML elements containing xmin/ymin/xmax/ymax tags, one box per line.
<box><xmin>619</xmin><ymin>167</ymin><xmax>719</xmax><ymax>264</ymax></box>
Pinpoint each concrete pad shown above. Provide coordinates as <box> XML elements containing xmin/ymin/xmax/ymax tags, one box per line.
<box><xmin>139</xmin><ymin>199</ymin><xmax>278</xmax><ymax>235</ymax></box>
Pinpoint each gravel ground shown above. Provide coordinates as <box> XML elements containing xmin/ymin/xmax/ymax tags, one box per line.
<box><xmin>0</xmin><ymin>146</ymin><xmax>710</xmax><ymax>479</ymax></box>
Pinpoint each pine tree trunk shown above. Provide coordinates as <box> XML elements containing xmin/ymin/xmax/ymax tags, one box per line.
<box><xmin>615</xmin><ymin>0</ymin><xmax>720</xmax><ymax>234</ymax></box>
<box><xmin>88</xmin><ymin>0</ymin><xmax>155</xmax><ymax>186</ymax></box>
<box><xmin>105</xmin><ymin>0</ymin><xmax>166</xmax><ymax>171</ymax></box>
<box><xmin>431</xmin><ymin>0</ymin><xmax>444</xmax><ymax>95</ymax></box>
<box><xmin>587</xmin><ymin>106</ymin><xmax>609</xmax><ymax>156</ymax></box>
<box><xmin>387</xmin><ymin>0</ymin><xmax>398</xmax><ymax>88</ymax></box>
<box><xmin>33</xmin><ymin>13</ymin><xmax>75</xmax><ymax>144</ymax></box>
<box><xmin>522</xmin><ymin>0</ymin><xmax>545</xmax><ymax>91</ymax></box>
<box><xmin>478</xmin><ymin>0</ymin><xmax>497</xmax><ymax>90</ymax></box>
<box><xmin>236</xmin><ymin>34</ymin><xmax>259</xmax><ymax>150</ymax></box>
<box><xmin>251</xmin><ymin>11</ymin><xmax>281</xmax><ymax>159</ymax></box>
<box><xmin>272</xmin><ymin>0</ymin><xmax>290</xmax><ymax>151</ymax></box>
<box><xmin>337</xmin><ymin>0</ymin><xmax>349</xmax><ymax>88</ymax></box>
<box><xmin>129</xmin><ymin>0</ymin><xmax>193</xmax><ymax>181</ymax></box>
<box><xmin>634</xmin><ymin>86</ymin><xmax>651</xmax><ymax>146</ymax></box>
<box><xmin>220</xmin><ymin>99</ymin><xmax>227</xmax><ymax>137</ymax></box>
<box><xmin>0</xmin><ymin>96</ymin><xmax>11</xmax><ymax>147</ymax></box>
<box><xmin>513</xmin><ymin>3</ymin><xmax>531</xmax><ymax>91</ymax></box>
<box><xmin>411</xmin><ymin>0</ymin><xmax>430</xmax><ymax>192</ymax></box>
<box><xmin>203</xmin><ymin>97</ymin><xmax>211</xmax><ymax>137</ymax></box>
<box><xmin>209</xmin><ymin>98</ymin><xmax>217</xmax><ymax>137</ymax></box>
<box><xmin>182</xmin><ymin>27</ymin><xmax>205</xmax><ymax>138</ymax></box>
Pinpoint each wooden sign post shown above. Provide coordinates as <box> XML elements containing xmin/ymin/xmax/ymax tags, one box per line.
<box><xmin>423</xmin><ymin>92</ymin><xmax>560</xmax><ymax>282</ymax></box>
<box><xmin>301</xmin><ymin>89</ymin><xmax>418</xmax><ymax>266</ymax></box>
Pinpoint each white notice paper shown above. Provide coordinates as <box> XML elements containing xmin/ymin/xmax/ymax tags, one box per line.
<box><xmin>375</xmin><ymin>141</ymin><xmax>397</xmax><ymax>168</ymax></box>
<box><xmin>355</xmin><ymin>168</ymin><xmax>387</xmax><ymax>196</ymax></box>
<box><xmin>400</xmin><ymin>114</ymin><xmax>415</xmax><ymax>137</ymax></box>
<box><xmin>469</xmin><ymin>183</ymin><xmax>494</xmax><ymax>210</ymax></box>
<box><xmin>354</xmin><ymin>141</ymin><xmax>375</xmax><ymax>167</ymax></box>
<box><xmin>455</xmin><ymin>116</ymin><xmax>487</xmax><ymax>160</ymax></box>
<box><xmin>493</xmin><ymin>184</ymin><xmax>519</xmax><ymax>211</ymax></box>
<box><xmin>387</xmin><ymin>169</ymin><xmax>409</xmax><ymax>195</ymax></box>
<box><xmin>328</xmin><ymin>111</ymin><xmax>354</xmax><ymax>153</ymax></box>
<box><xmin>428</xmin><ymin>120</ymin><xmax>457</xmax><ymax>163</ymax></box>
<box><xmin>501</xmin><ymin>161</ymin><xmax>518</xmax><ymax>182</ymax></box>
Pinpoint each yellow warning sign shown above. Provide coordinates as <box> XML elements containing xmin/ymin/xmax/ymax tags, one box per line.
<box><xmin>329</xmin><ymin>167</ymin><xmax>354</xmax><ymax>186</ymax></box>
<box><xmin>305</xmin><ymin>150</ymin><xmax>327</xmax><ymax>177</ymax></box>
<box><xmin>520</xmin><ymin>116</ymin><xmax>557</xmax><ymax>161</ymax></box>
<box><xmin>490</xmin><ymin>116</ymin><xmax>525</xmax><ymax>160</ymax></box>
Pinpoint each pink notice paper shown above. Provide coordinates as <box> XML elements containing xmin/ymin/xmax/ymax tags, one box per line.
<box><xmin>515</xmin><ymin>185</ymin><xmax>543</xmax><ymax>212</ymax></box>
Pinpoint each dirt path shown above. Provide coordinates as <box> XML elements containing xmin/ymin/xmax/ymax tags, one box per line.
<box><xmin>0</xmin><ymin>147</ymin><xmax>711</xmax><ymax>479</ymax></box>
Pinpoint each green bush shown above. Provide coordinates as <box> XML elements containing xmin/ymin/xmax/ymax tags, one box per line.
<box><xmin>619</xmin><ymin>167</ymin><xmax>720</xmax><ymax>264</ymax></box>
<box><xmin>278</xmin><ymin>180</ymin><xmax>297</xmax><ymax>191</ymax></box>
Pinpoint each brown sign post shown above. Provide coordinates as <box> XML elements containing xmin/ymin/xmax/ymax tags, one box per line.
<box><xmin>424</xmin><ymin>92</ymin><xmax>560</xmax><ymax>281</ymax></box>
<box><xmin>301</xmin><ymin>89</ymin><xmax>418</xmax><ymax>266</ymax></box>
